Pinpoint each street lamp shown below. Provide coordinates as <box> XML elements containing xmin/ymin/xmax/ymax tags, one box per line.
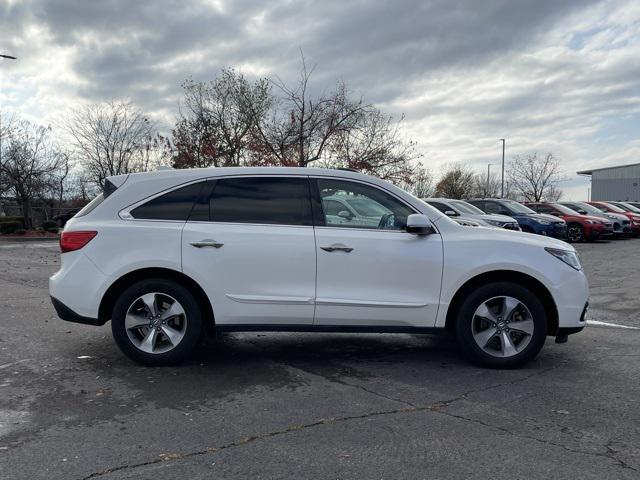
<box><xmin>486</xmin><ymin>163</ymin><xmax>495</xmax><ymax>197</ymax></box>
<box><xmin>1</xmin><ymin>54</ymin><xmax>17</xmax><ymax>217</ymax></box>
<box><xmin>499</xmin><ymin>139</ymin><xmax>505</xmax><ymax>198</ymax></box>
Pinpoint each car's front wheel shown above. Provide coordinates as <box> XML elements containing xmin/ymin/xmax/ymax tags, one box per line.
<box><xmin>455</xmin><ymin>282</ymin><xmax>548</xmax><ymax>368</ymax></box>
<box><xmin>111</xmin><ymin>279</ymin><xmax>203</xmax><ymax>366</ymax></box>
<box><xmin>567</xmin><ymin>223</ymin><xmax>584</xmax><ymax>242</ymax></box>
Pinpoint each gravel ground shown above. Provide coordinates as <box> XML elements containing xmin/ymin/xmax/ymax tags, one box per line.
<box><xmin>0</xmin><ymin>238</ymin><xmax>639</xmax><ymax>479</ymax></box>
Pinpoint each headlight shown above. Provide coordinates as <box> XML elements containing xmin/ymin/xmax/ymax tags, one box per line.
<box><xmin>535</xmin><ymin>219</ymin><xmax>551</xmax><ymax>225</ymax></box>
<box><xmin>484</xmin><ymin>219</ymin><xmax>504</xmax><ymax>227</ymax></box>
<box><xmin>545</xmin><ymin>247</ymin><xmax>582</xmax><ymax>271</ymax></box>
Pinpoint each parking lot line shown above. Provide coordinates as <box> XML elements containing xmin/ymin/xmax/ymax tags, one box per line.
<box><xmin>587</xmin><ymin>320</ymin><xmax>640</xmax><ymax>330</ymax></box>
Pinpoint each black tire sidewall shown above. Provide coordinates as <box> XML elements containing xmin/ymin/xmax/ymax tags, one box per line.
<box><xmin>111</xmin><ymin>278</ymin><xmax>203</xmax><ymax>366</ymax></box>
<box><xmin>455</xmin><ymin>282</ymin><xmax>547</xmax><ymax>368</ymax></box>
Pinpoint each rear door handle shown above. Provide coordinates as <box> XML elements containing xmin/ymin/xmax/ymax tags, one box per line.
<box><xmin>320</xmin><ymin>244</ymin><xmax>353</xmax><ymax>253</ymax></box>
<box><xmin>190</xmin><ymin>239</ymin><xmax>224</xmax><ymax>249</ymax></box>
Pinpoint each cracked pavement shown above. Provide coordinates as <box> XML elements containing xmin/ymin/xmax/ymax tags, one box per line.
<box><xmin>1</xmin><ymin>239</ymin><xmax>639</xmax><ymax>479</ymax></box>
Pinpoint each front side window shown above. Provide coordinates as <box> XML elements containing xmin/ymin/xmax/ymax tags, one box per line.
<box><xmin>316</xmin><ymin>178</ymin><xmax>414</xmax><ymax>230</ymax></box>
<box><xmin>209</xmin><ymin>177</ymin><xmax>312</xmax><ymax>226</ymax></box>
<box><xmin>426</xmin><ymin>201</ymin><xmax>451</xmax><ymax>214</ymax></box>
<box><xmin>483</xmin><ymin>201</ymin><xmax>509</xmax><ymax>215</ymax></box>
<box><xmin>131</xmin><ymin>182</ymin><xmax>204</xmax><ymax>221</ymax></box>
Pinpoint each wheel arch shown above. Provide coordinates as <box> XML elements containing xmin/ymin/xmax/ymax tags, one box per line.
<box><xmin>98</xmin><ymin>267</ymin><xmax>215</xmax><ymax>329</ymax></box>
<box><xmin>444</xmin><ymin>270</ymin><xmax>559</xmax><ymax>336</ymax></box>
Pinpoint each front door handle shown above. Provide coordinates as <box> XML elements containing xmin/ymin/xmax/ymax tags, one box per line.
<box><xmin>190</xmin><ymin>239</ymin><xmax>224</xmax><ymax>249</ymax></box>
<box><xmin>320</xmin><ymin>244</ymin><xmax>353</xmax><ymax>253</ymax></box>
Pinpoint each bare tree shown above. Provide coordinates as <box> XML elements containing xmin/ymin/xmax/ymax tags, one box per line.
<box><xmin>324</xmin><ymin>110</ymin><xmax>419</xmax><ymax>183</ymax></box>
<box><xmin>65</xmin><ymin>100</ymin><xmax>157</xmax><ymax>188</ymax></box>
<box><xmin>472</xmin><ymin>172</ymin><xmax>501</xmax><ymax>198</ymax></box>
<box><xmin>507</xmin><ymin>153</ymin><xmax>564</xmax><ymax>202</ymax></box>
<box><xmin>434</xmin><ymin>163</ymin><xmax>476</xmax><ymax>199</ymax></box>
<box><xmin>249</xmin><ymin>56</ymin><xmax>370</xmax><ymax>167</ymax></box>
<box><xmin>172</xmin><ymin>69</ymin><xmax>271</xmax><ymax>168</ymax></box>
<box><xmin>0</xmin><ymin>119</ymin><xmax>66</xmax><ymax>228</ymax></box>
<box><xmin>398</xmin><ymin>164</ymin><xmax>434</xmax><ymax>198</ymax></box>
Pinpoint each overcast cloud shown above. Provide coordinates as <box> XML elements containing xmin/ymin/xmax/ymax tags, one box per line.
<box><xmin>2</xmin><ymin>0</ymin><xmax>639</xmax><ymax>199</ymax></box>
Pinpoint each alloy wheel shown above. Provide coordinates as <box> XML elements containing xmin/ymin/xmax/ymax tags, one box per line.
<box><xmin>125</xmin><ymin>292</ymin><xmax>188</xmax><ymax>354</ymax></box>
<box><xmin>568</xmin><ymin>225</ymin><xmax>583</xmax><ymax>242</ymax></box>
<box><xmin>471</xmin><ymin>296</ymin><xmax>534</xmax><ymax>358</ymax></box>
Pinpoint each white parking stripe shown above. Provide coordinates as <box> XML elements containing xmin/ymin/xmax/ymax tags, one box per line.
<box><xmin>0</xmin><ymin>242</ymin><xmax>58</xmax><ymax>249</ymax></box>
<box><xmin>587</xmin><ymin>320</ymin><xmax>640</xmax><ymax>330</ymax></box>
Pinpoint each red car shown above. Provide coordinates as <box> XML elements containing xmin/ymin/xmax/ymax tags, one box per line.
<box><xmin>526</xmin><ymin>202</ymin><xmax>613</xmax><ymax>242</ymax></box>
<box><xmin>587</xmin><ymin>201</ymin><xmax>640</xmax><ymax>236</ymax></box>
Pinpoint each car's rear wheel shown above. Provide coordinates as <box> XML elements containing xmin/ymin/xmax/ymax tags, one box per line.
<box><xmin>567</xmin><ymin>223</ymin><xmax>584</xmax><ymax>242</ymax></box>
<box><xmin>111</xmin><ymin>279</ymin><xmax>203</xmax><ymax>366</ymax></box>
<box><xmin>455</xmin><ymin>282</ymin><xmax>547</xmax><ymax>368</ymax></box>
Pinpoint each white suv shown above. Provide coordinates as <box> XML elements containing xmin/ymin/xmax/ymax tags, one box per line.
<box><xmin>50</xmin><ymin>167</ymin><xmax>588</xmax><ymax>368</ymax></box>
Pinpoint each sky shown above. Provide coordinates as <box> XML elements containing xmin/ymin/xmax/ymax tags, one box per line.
<box><xmin>1</xmin><ymin>0</ymin><xmax>639</xmax><ymax>200</ymax></box>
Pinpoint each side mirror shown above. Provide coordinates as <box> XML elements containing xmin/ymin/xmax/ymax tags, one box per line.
<box><xmin>406</xmin><ymin>214</ymin><xmax>434</xmax><ymax>235</ymax></box>
<box><xmin>337</xmin><ymin>210</ymin><xmax>353</xmax><ymax>220</ymax></box>
<box><xmin>578</xmin><ymin>209</ymin><xmax>587</xmax><ymax>215</ymax></box>
<box><xmin>444</xmin><ymin>210</ymin><xmax>458</xmax><ymax>217</ymax></box>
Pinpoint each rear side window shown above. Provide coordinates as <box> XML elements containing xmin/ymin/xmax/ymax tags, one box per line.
<box><xmin>131</xmin><ymin>182</ymin><xmax>204</xmax><ymax>221</ymax></box>
<box><xmin>209</xmin><ymin>177</ymin><xmax>312</xmax><ymax>226</ymax></box>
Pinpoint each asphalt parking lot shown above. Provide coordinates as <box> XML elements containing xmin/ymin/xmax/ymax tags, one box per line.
<box><xmin>1</xmin><ymin>238</ymin><xmax>639</xmax><ymax>479</ymax></box>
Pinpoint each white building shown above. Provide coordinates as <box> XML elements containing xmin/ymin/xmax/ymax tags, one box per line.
<box><xmin>578</xmin><ymin>163</ymin><xmax>640</xmax><ymax>201</ymax></box>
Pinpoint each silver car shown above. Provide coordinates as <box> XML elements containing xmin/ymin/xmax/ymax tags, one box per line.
<box><xmin>422</xmin><ymin>198</ymin><xmax>521</xmax><ymax>231</ymax></box>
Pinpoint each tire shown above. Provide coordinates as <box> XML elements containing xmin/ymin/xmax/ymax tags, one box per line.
<box><xmin>567</xmin><ymin>223</ymin><xmax>584</xmax><ymax>242</ymax></box>
<box><xmin>455</xmin><ymin>282</ymin><xmax>548</xmax><ymax>368</ymax></box>
<box><xmin>111</xmin><ymin>278</ymin><xmax>203</xmax><ymax>366</ymax></box>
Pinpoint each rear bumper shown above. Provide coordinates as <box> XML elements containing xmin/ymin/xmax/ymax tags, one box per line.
<box><xmin>51</xmin><ymin>297</ymin><xmax>106</xmax><ymax>326</ymax></box>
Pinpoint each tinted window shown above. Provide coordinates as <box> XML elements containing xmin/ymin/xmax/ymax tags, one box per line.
<box><xmin>317</xmin><ymin>179</ymin><xmax>414</xmax><ymax>231</ymax></box>
<box><xmin>132</xmin><ymin>182</ymin><xmax>204</xmax><ymax>221</ymax></box>
<box><xmin>426</xmin><ymin>201</ymin><xmax>450</xmax><ymax>214</ymax></box>
<box><xmin>483</xmin><ymin>201</ymin><xmax>508</xmax><ymax>215</ymax></box>
<box><xmin>468</xmin><ymin>200</ymin><xmax>486</xmax><ymax>212</ymax></box>
<box><xmin>210</xmin><ymin>177</ymin><xmax>312</xmax><ymax>226</ymax></box>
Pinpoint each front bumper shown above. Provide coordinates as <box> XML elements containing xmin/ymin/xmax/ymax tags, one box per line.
<box><xmin>539</xmin><ymin>223</ymin><xmax>567</xmax><ymax>239</ymax></box>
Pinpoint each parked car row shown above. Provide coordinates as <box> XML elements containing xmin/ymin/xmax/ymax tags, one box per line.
<box><xmin>422</xmin><ymin>197</ymin><xmax>640</xmax><ymax>243</ymax></box>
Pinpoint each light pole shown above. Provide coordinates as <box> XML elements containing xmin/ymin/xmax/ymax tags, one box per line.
<box><xmin>499</xmin><ymin>138</ymin><xmax>505</xmax><ymax>198</ymax></box>
<box><xmin>486</xmin><ymin>163</ymin><xmax>495</xmax><ymax>197</ymax></box>
<box><xmin>1</xmin><ymin>54</ymin><xmax>17</xmax><ymax>217</ymax></box>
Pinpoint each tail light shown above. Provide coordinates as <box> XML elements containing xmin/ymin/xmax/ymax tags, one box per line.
<box><xmin>60</xmin><ymin>231</ymin><xmax>97</xmax><ymax>253</ymax></box>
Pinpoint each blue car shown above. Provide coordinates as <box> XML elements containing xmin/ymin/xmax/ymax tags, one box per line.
<box><xmin>467</xmin><ymin>199</ymin><xmax>567</xmax><ymax>238</ymax></box>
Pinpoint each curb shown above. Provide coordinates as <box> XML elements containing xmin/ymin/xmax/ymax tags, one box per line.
<box><xmin>0</xmin><ymin>236</ymin><xmax>59</xmax><ymax>242</ymax></box>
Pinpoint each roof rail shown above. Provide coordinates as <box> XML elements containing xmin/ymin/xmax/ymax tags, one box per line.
<box><xmin>334</xmin><ymin>167</ymin><xmax>359</xmax><ymax>173</ymax></box>
<box><xmin>156</xmin><ymin>165</ymin><xmax>173</xmax><ymax>171</ymax></box>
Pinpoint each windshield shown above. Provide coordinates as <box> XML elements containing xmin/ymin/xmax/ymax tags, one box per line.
<box><xmin>502</xmin><ymin>200</ymin><xmax>536</xmax><ymax>214</ymax></box>
<box><xmin>601</xmin><ymin>202</ymin><xmax>626</xmax><ymax>213</ymax></box>
<box><xmin>574</xmin><ymin>202</ymin><xmax>603</xmax><ymax>214</ymax></box>
<box><xmin>450</xmin><ymin>200</ymin><xmax>486</xmax><ymax>215</ymax></box>
<box><xmin>345</xmin><ymin>198</ymin><xmax>391</xmax><ymax>216</ymax></box>
<box><xmin>550</xmin><ymin>203</ymin><xmax>580</xmax><ymax>215</ymax></box>
<box><xmin>620</xmin><ymin>202</ymin><xmax>640</xmax><ymax>213</ymax></box>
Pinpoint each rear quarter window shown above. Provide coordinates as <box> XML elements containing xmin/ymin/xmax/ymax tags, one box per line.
<box><xmin>131</xmin><ymin>182</ymin><xmax>205</xmax><ymax>221</ymax></box>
